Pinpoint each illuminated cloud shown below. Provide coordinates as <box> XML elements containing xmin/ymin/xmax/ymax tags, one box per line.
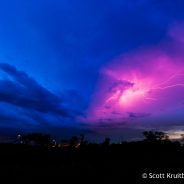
<box><xmin>87</xmin><ymin>22</ymin><xmax>184</xmax><ymax>125</ymax></box>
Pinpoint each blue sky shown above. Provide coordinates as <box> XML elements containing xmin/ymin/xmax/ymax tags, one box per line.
<box><xmin>1</xmin><ymin>0</ymin><xmax>184</xmax><ymax>141</ymax></box>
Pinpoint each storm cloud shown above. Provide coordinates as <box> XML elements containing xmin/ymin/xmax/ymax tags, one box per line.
<box><xmin>0</xmin><ymin>63</ymin><xmax>85</xmax><ymax>129</ymax></box>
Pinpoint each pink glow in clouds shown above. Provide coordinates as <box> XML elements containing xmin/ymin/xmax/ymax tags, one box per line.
<box><xmin>87</xmin><ymin>22</ymin><xmax>184</xmax><ymax>123</ymax></box>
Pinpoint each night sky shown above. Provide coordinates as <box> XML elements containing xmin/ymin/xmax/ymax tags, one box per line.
<box><xmin>1</xmin><ymin>0</ymin><xmax>184</xmax><ymax>142</ymax></box>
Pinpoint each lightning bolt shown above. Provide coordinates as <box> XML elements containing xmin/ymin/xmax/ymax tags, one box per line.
<box><xmin>105</xmin><ymin>72</ymin><xmax>184</xmax><ymax>106</ymax></box>
<box><xmin>152</xmin><ymin>72</ymin><xmax>184</xmax><ymax>91</ymax></box>
<box><xmin>153</xmin><ymin>84</ymin><xmax>184</xmax><ymax>90</ymax></box>
<box><xmin>153</xmin><ymin>73</ymin><xmax>184</xmax><ymax>87</ymax></box>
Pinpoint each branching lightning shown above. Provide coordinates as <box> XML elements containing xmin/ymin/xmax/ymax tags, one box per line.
<box><xmin>152</xmin><ymin>73</ymin><xmax>184</xmax><ymax>90</ymax></box>
<box><xmin>105</xmin><ymin>71</ymin><xmax>184</xmax><ymax>107</ymax></box>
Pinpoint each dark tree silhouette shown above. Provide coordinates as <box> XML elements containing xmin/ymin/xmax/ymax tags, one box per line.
<box><xmin>143</xmin><ymin>131</ymin><xmax>168</xmax><ymax>142</ymax></box>
<box><xmin>22</xmin><ymin>133</ymin><xmax>51</xmax><ymax>146</ymax></box>
<box><xmin>80</xmin><ymin>134</ymin><xmax>85</xmax><ymax>143</ymax></box>
<box><xmin>69</xmin><ymin>136</ymin><xmax>79</xmax><ymax>148</ymax></box>
<box><xmin>102</xmin><ymin>137</ymin><xmax>110</xmax><ymax>146</ymax></box>
<box><xmin>79</xmin><ymin>134</ymin><xmax>88</xmax><ymax>146</ymax></box>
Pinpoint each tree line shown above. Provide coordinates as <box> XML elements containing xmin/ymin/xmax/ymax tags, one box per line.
<box><xmin>14</xmin><ymin>131</ymin><xmax>183</xmax><ymax>148</ymax></box>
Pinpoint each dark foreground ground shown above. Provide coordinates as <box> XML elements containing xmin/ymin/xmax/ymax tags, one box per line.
<box><xmin>0</xmin><ymin>141</ymin><xmax>184</xmax><ymax>183</ymax></box>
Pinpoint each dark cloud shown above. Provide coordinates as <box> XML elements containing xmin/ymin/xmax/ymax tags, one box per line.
<box><xmin>127</xmin><ymin>112</ymin><xmax>151</xmax><ymax>118</ymax></box>
<box><xmin>0</xmin><ymin>63</ymin><xmax>90</xmax><ymax>141</ymax></box>
<box><xmin>96</xmin><ymin>121</ymin><xmax>128</xmax><ymax>129</ymax></box>
<box><xmin>109</xmin><ymin>80</ymin><xmax>134</xmax><ymax>93</ymax></box>
<box><xmin>0</xmin><ymin>63</ymin><xmax>84</xmax><ymax>122</ymax></box>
